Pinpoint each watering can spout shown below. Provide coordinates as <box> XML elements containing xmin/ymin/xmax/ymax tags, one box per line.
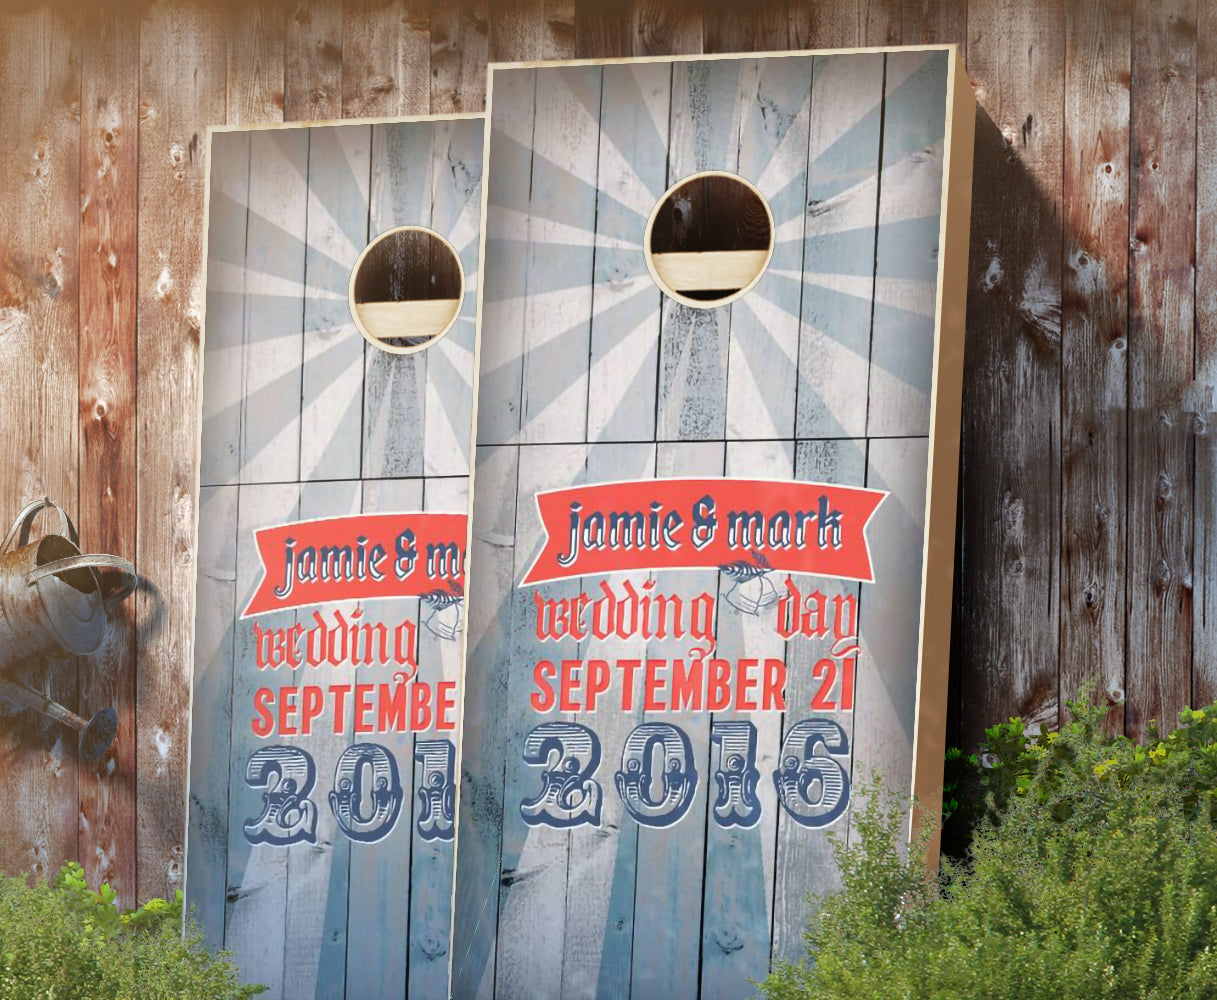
<box><xmin>0</xmin><ymin>498</ymin><xmax>136</xmax><ymax>762</ymax></box>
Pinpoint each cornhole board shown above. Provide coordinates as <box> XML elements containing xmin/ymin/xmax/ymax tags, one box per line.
<box><xmin>186</xmin><ymin>113</ymin><xmax>482</xmax><ymax>1000</ymax></box>
<box><xmin>452</xmin><ymin>46</ymin><xmax>974</xmax><ymax>1000</ymax></box>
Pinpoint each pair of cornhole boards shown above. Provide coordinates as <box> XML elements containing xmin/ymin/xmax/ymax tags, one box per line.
<box><xmin>188</xmin><ymin>44</ymin><xmax>975</xmax><ymax>1000</ymax></box>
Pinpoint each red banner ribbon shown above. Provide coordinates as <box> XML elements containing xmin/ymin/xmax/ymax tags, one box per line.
<box><xmin>521</xmin><ymin>478</ymin><xmax>886</xmax><ymax>587</ymax></box>
<box><xmin>242</xmin><ymin>512</ymin><xmax>466</xmax><ymax>618</ymax></box>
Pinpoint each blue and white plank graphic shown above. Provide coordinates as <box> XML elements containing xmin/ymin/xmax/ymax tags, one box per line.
<box><xmin>187</xmin><ymin>113</ymin><xmax>483</xmax><ymax>1000</ymax></box>
<box><xmin>454</xmin><ymin>48</ymin><xmax>965</xmax><ymax>1000</ymax></box>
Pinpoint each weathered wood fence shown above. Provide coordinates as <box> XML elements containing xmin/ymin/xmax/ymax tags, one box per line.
<box><xmin>0</xmin><ymin>0</ymin><xmax>1195</xmax><ymax>909</ymax></box>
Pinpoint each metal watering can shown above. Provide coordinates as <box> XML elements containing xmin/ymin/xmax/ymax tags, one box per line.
<box><xmin>0</xmin><ymin>498</ymin><xmax>136</xmax><ymax>762</ymax></box>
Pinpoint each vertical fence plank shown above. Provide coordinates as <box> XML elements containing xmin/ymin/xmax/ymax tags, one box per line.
<box><xmin>136</xmin><ymin>0</ymin><xmax>226</xmax><ymax>904</ymax></box>
<box><xmin>901</xmin><ymin>0</ymin><xmax>965</xmax><ymax>49</ymax></box>
<box><xmin>1126</xmin><ymin>0</ymin><xmax>1196</xmax><ymax>738</ymax></box>
<box><xmin>959</xmin><ymin>0</ymin><xmax>1063</xmax><ymax>746</ymax></box>
<box><xmin>227</xmin><ymin>0</ymin><xmax>286</xmax><ymax>125</ymax></box>
<box><xmin>79</xmin><ymin>0</ymin><xmax>138</xmax><ymax>908</ymax></box>
<box><xmin>1061</xmin><ymin>0</ymin><xmax>1130</xmax><ymax>725</ymax></box>
<box><xmin>632</xmin><ymin>0</ymin><xmax>703</xmax><ymax>56</ymax></box>
<box><xmin>431</xmin><ymin>0</ymin><xmax>490</xmax><ymax>113</ymax></box>
<box><xmin>342</xmin><ymin>0</ymin><xmax>430</xmax><ymax>117</ymax></box>
<box><xmin>0</xmin><ymin>0</ymin><xmax>81</xmax><ymax>887</ymax></box>
<box><xmin>285</xmin><ymin>0</ymin><xmax>344</xmax><ymax>121</ymax></box>
<box><xmin>1196</xmin><ymin>0</ymin><xmax>1217</xmax><ymax>709</ymax></box>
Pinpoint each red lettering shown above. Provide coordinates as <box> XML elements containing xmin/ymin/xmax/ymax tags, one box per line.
<box><xmin>251</xmin><ymin>688</ymin><xmax>274</xmax><ymax>736</ymax></box>
<box><xmin>735</xmin><ymin>658</ymin><xmax>758</xmax><ymax>711</ymax></box>
<box><xmin>531</xmin><ymin>660</ymin><xmax>557</xmax><ymax>712</ymax></box>
<box><xmin>617</xmin><ymin>660</ymin><xmax>642</xmax><ymax>711</ymax></box>
<box><xmin>559</xmin><ymin>660</ymin><xmax>582</xmax><ymax>711</ymax></box>
<box><xmin>301</xmin><ymin>685</ymin><xmax>324</xmax><ymax>734</ymax></box>
<box><xmin>436</xmin><ymin>681</ymin><xmax>457</xmax><ymax>730</ymax></box>
<box><xmin>762</xmin><ymin>659</ymin><xmax>787</xmax><ymax>711</ymax></box>
<box><xmin>411</xmin><ymin>680</ymin><xmax>432</xmax><ymax>730</ymax></box>
<box><xmin>671</xmin><ymin>659</ymin><xmax>702</xmax><ymax>711</ymax></box>
<box><xmin>643</xmin><ymin>659</ymin><xmax>666</xmax><ymax>711</ymax></box>
<box><xmin>278</xmin><ymin>687</ymin><xmax>299</xmax><ymax>735</ymax></box>
<box><xmin>331</xmin><ymin>684</ymin><xmax>351</xmax><ymax>734</ymax></box>
<box><xmin>707</xmin><ymin>659</ymin><xmax>731</xmax><ymax>711</ymax></box>
<box><xmin>354</xmin><ymin>683</ymin><xmax>375</xmax><ymax>733</ymax></box>
<box><xmin>586</xmin><ymin>659</ymin><xmax>609</xmax><ymax>712</ymax></box>
<box><xmin>379</xmin><ymin>680</ymin><xmax>408</xmax><ymax>732</ymax></box>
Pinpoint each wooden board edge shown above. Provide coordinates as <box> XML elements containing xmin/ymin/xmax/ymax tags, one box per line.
<box><xmin>181</xmin><ymin>123</ymin><xmax>219</xmax><ymax>917</ymax></box>
<box><xmin>908</xmin><ymin>45</ymin><xmax>975</xmax><ymax>868</ymax></box>
<box><xmin>483</xmin><ymin>42</ymin><xmax>958</xmax><ymax>74</ymax></box>
<box><xmin>446</xmin><ymin>92</ymin><xmax>497</xmax><ymax>1000</ymax></box>
<box><xmin>208</xmin><ymin>111</ymin><xmax>486</xmax><ymax>135</ymax></box>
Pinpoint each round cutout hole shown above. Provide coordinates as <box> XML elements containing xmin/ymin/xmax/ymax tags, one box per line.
<box><xmin>644</xmin><ymin>171</ymin><xmax>774</xmax><ymax>308</ymax></box>
<box><xmin>349</xmin><ymin>225</ymin><xmax>465</xmax><ymax>354</ymax></box>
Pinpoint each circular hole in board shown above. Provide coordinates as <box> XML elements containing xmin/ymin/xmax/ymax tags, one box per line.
<box><xmin>644</xmin><ymin>171</ymin><xmax>774</xmax><ymax>309</ymax></box>
<box><xmin>349</xmin><ymin>225</ymin><xmax>465</xmax><ymax>354</ymax></box>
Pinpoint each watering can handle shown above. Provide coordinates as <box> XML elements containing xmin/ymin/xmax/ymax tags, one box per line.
<box><xmin>24</xmin><ymin>554</ymin><xmax>137</xmax><ymax>611</ymax></box>
<box><xmin>1</xmin><ymin>497</ymin><xmax>77</xmax><ymax>553</ymax></box>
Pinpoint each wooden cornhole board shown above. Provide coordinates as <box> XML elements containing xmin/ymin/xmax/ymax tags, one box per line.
<box><xmin>452</xmin><ymin>47</ymin><xmax>974</xmax><ymax>1000</ymax></box>
<box><xmin>186</xmin><ymin>113</ymin><xmax>482</xmax><ymax>1000</ymax></box>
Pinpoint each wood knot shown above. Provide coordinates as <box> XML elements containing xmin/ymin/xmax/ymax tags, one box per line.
<box><xmin>1154</xmin><ymin>557</ymin><xmax>1172</xmax><ymax>589</ymax></box>
<box><xmin>1156</xmin><ymin>472</ymin><xmax>1174</xmax><ymax>501</ymax></box>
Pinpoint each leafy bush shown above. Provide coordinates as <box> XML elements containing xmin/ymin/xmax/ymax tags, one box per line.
<box><xmin>941</xmin><ymin>687</ymin><xmax>1217</xmax><ymax>860</ymax></box>
<box><xmin>759</xmin><ymin>693</ymin><xmax>1217</xmax><ymax>1000</ymax></box>
<box><xmin>0</xmin><ymin>861</ymin><xmax>264</xmax><ymax>999</ymax></box>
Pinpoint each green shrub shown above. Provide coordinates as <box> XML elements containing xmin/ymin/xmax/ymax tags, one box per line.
<box><xmin>0</xmin><ymin>862</ymin><xmax>264</xmax><ymax>999</ymax></box>
<box><xmin>759</xmin><ymin>694</ymin><xmax>1217</xmax><ymax>1000</ymax></box>
<box><xmin>941</xmin><ymin>687</ymin><xmax>1217</xmax><ymax>860</ymax></box>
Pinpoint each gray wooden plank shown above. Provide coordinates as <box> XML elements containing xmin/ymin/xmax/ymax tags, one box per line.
<box><xmin>476</xmin><ymin>67</ymin><xmax>537</xmax><ymax>448</ymax></box>
<box><xmin>657</xmin><ymin>58</ymin><xmax>744</xmax><ymax>441</ymax></box>
<box><xmin>346</xmin><ymin>477</ymin><xmax>423</xmax><ymax>1000</ymax></box>
<box><xmin>363</xmin><ymin>121</ymin><xmax>433</xmax><ymax>478</ymax></box>
<box><xmin>425</xmin><ymin>119</ymin><xmax>483</xmax><ymax>477</ymax></box>
<box><xmin>301</xmin><ymin>125</ymin><xmax>371</xmax><ymax>483</ymax></box>
<box><xmin>201</xmin><ymin>130</ymin><xmax>251</xmax><ymax>487</ymax></box>
<box><xmin>493</xmin><ymin>443</ymin><xmax>588</xmax><ymax>1000</ymax></box>
<box><xmin>770</xmin><ymin>438</ymin><xmax>867</xmax><ymax>964</ymax></box>
<box><xmin>452</xmin><ymin>445</ymin><xmax>522</xmax><ymax>1000</ymax></box>
<box><xmin>409</xmin><ymin>474</ymin><xmax>468</xmax><ymax>999</ymax></box>
<box><xmin>518</xmin><ymin>65</ymin><xmax>603</xmax><ymax>444</ymax></box>
<box><xmin>282</xmin><ymin>479</ymin><xmax>361</xmax><ymax>1000</ymax></box>
<box><xmin>854</xmin><ymin>437</ymin><xmax>928</xmax><ymax>816</ymax></box>
<box><xmin>586</xmin><ymin>62</ymin><xmax>669</xmax><ymax>444</ymax></box>
<box><xmin>239</xmin><ymin>129</ymin><xmax>309</xmax><ymax>484</ymax></box>
<box><xmin>867</xmin><ymin>50</ymin><xmax>948</xmax><ymax>437</ymax></box>
<box><xmin>726</xmin><ymin>56</ymin><xmax>812</xmax><ymax>442</ymax></box>
<box><xmin>698</xmin><ymin>440</ymin><xmax>792</xmax><ymax>1000</ymax></box>
<box><xmin>796</xmin><ymin>53</ymin><xmax>884</xmax><ymax>440</ymax></box>
<box><xmin>185</xmin><ymin>484</ymin><xmax>239</xmax><ymax>949</ymax></box>
<box><xmin>224</xmin><ymin>482</ymin><xmax>300</xmax><ymax>1000</ymax></box>
<box><xmin>630</xmin><ymin>440</ymin><xmax>725</xmax><ymax>1000</ymax></box>
<box><xmin>559</xmin><ymin>442</ymin><xmax>655</xmax><ymax>999</ymax></box>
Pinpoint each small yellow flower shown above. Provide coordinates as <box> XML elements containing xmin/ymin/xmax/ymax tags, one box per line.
<box><xmin>1196</xmin><ymin>710</ymin><xmax>1208</xmax><ymax>723</ymax></box>
<box><xmin>1094</xmin><ymin>763</ymin><xmax>1108</xmax><ymax>777</ymax></box>
<box><xmin>1045</xmin><ymin>731</ymin><xmax>1059</xmax><ymax>743</ymax></box>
